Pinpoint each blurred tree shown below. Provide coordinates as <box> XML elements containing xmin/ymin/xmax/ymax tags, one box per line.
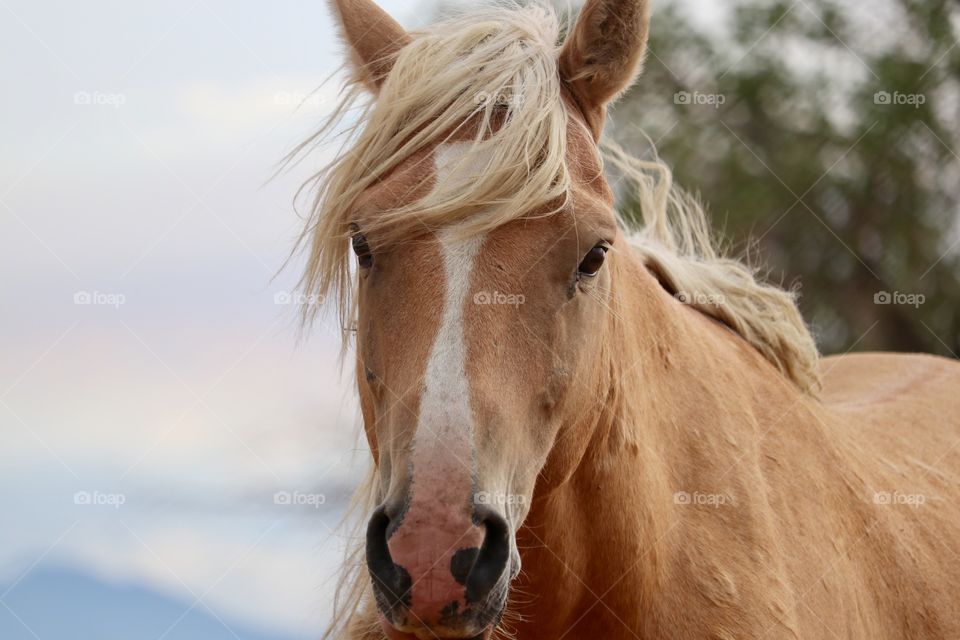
<box><xmin>610</xmin><ymin>0</ymin><xmax>960</xmax><ymax>356</ymax></box>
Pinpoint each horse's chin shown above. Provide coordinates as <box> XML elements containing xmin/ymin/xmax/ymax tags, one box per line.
<box><xmin>378</xmin><ymin>614</ymin><xmax>495</xmax><ymax>640</ymax></box>
<box><xmin>383</xmin><ymin>632</ymin><xmax>493</xmax><ymax>640</ymax></box>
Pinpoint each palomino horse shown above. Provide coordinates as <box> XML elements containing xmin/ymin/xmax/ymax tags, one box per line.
<box><xmin>295</xmin><ymin>0</ymin><xmax>960</xmax><ymax>638</ymax></box>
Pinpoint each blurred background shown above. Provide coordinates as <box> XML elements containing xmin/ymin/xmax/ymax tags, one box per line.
<box><xmin>0</xmin><ymin>0</ymin><xmax>956</xmax><ymax>639</ymax></box>
<box><xmin>613</xmin><ymin>0</ymin><xmax>960</xmax><ymax>355</ymax></box>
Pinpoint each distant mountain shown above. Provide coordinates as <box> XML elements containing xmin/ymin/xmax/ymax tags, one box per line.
<box><xmin>0</xmin><ymin>567</ymin><xmax>308</xmax><ymax>640</ymax></box>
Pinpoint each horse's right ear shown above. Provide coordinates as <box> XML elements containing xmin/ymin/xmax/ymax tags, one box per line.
<box><xmin>559</xmin><ymin>0</ymin><xmax>650</xmax><ymax>138</ymax></box>
<box><xmin>328</xmin><ymin>0</ymin><xmax>410</xmax><ymax>92</ymax></box>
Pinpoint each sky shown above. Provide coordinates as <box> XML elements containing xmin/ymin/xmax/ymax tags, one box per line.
<box><xmin>0</xmin><ymin>0</ymin><xmax>436</xmax><ymax>637</ymax></box>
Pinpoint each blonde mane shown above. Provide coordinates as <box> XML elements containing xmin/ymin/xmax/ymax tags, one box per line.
<box><xmin>603</xmin><ymin>140</ymin><xmax>821</xmax><ymax>393</ymax></box>
<box><xmin>291</xmin><ymin>2</ymin><xmax>820</xmax><ymax>394</ymax></box>
<box><xmin>294</xmin><ymin>4</ymin><xmax>822</xmax><ymax>636</ymax></box>
<box><xmin>293</xmin><ymin>3</ymin><xmax>819</xmax><ymax>385</ymax></box>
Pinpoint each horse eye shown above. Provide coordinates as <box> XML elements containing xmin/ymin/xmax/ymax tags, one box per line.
<box><xmin>352</xmin><ymin>232</ymin><xmax>373</xmax><ymax>269</ymax></box>
<box><xmin>577</xmin><ymin>245</ymin><xmax>608</xmax><ymax>277</ymax></box>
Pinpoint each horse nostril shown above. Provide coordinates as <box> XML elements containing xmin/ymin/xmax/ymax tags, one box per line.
<box><xmin>365</xmin><ymin>506</ymin><xmax>412</xmax><ymax>611</ymax></box>
<box><xmin>463</xmin><ymin>507</ymin><xmax>511</xmax><ymax>604</ymax></box>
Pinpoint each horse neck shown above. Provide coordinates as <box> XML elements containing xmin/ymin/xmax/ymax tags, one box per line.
<box><xmin>573</xmin><ymin>251</ymin><xmax>808</xmax><ymax>489</ymax></box>
<box><xmin>518</xmin><ymin>252</ymin><xmax>812</xmax><ymax>618</ymax></box>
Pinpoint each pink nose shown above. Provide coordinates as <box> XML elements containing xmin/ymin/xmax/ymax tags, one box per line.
<box><xmin>387</xmin><ymin>509</ymin><xmax>485</xmax><ymax>619</ymax></box>
<box><xmin>366</xmin><ymin>503</ymin><xmax>512</xmax><ymax>635</ymax></box>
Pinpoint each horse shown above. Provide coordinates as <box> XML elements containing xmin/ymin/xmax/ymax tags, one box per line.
<box><xmin>292</xmin><ymin>1</ymin><xmax>960</xmax><ymax>638</ymax></box>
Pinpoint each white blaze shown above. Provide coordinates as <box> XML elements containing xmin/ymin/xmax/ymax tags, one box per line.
<box><xmin>400</xmin><ymin>142</ymin><xmax>522</xmax><ymax>583</ymax></box>
<box><xmin>410</xmin><ymin>142</ymin><xmax>487</xmax><ymax>483</ymax></box>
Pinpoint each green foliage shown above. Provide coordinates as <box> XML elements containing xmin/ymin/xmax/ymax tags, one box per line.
<box><xmin>611</xmin><ymin>0</ymin><xmax>960</xmax><ymax>356</ymax></box>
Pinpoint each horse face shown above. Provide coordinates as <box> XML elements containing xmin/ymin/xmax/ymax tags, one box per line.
<box><xmin>326</xmin><ymin>0</ymin><xmax>650</xmax><ymax>636</ymax></box>
<box><xmin>353</xmin><ymin>131</ymin><xmax>619</xmax><ymax>637</ymax></box>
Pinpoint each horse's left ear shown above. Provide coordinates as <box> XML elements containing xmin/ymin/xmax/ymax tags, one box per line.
<box><xmin>559</xmin><ymin>0</ymin><xmax>650</xmax><ymax>138</ymax></box>
<box><xmin>328</xmin><ymin>0</ymin><xmax>411</xmax><ymax>92</ymax></box>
